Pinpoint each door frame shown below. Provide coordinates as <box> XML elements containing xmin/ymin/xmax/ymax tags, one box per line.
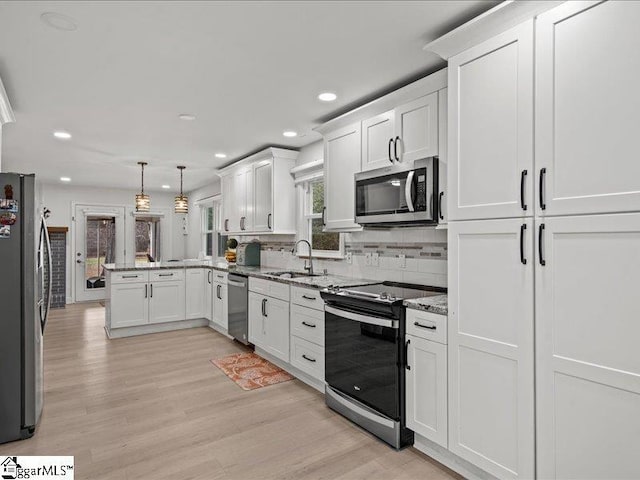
<box><xmin>71</xmin><ymin>202</ymin><xmax>126</xmax><ymax>303</ymax></box>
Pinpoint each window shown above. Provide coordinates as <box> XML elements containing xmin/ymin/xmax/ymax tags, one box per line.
<box><xmin>135</xmin><ymin>217</ymin><xmax>161</xmax><ymax>264</ymax></box>
<box><xmin>303</xmin><ymin>179</ymin><xmax>342</xmax><ymax>257</ymax></box>
<box><xmin>202</xmin><ymin>199</ymin><xmax>227</xmax><ymax>258</ymax></box>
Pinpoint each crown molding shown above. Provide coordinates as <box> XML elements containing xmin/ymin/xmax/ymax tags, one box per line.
<box><xmin>216</xmin><ymin>146</ymin><xmax>299</xmax><ymax>176</ymax></box>
<box><xmin>0</xmin><ymin>76</ymin><xmax>15</xmax><ymax>125</ymax></box>
<box><xmin>423</xmin><ymin>0</ymin><xmax>564</xmax><ymax>60</ymax></box>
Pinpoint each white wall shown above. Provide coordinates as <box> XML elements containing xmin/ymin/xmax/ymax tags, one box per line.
<box><xmin>42</xmin><ymin>183</ymin><xmax>186</xmax><ymax>302</ymax></box>
<box><xmin>184</xmin><ymin>179</ymin><xmax>222</xmax><ymax>259</ymax></box>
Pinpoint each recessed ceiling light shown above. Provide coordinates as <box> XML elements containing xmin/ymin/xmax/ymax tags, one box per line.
<box><xmin>41</xmin><ymin>12</ymin><xmax>78</xmax><ymax>31</ymax></box>
<box><xmin>53</xmin><ymin>131</ymin><xmax>71</xmax><ymax>139</ymax></box>
<box><xmin>318</xmin><ymin>92</ymin><xmax>337</xmax><ymax>102</ymax></box>
<box><xmin>162</xmin><ymin>185</ymin><xmax>171</xmax><ymax>189</ymax></box>
<box><xmin>214</xmin><ymin>153</ymin><xmax>227</xmax><ymax>159</ymax></box>
<box><xmin>178</xmin><ymin>114</ymin><xmax>196</xmax><ymax>121</ymax></box>
<box><xmin>283</xmin><ymin>131</ymin><xmax>298</xmax><ymax>138</ymax></box>
<box><xmin>60</xmin><ymin>177</ymin><xmax>71</xmax><ymax>182</ymax></box>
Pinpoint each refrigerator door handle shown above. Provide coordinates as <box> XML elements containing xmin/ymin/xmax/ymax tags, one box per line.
<box><xmin>39</xmin><ymin>215</ymin><xmax>53</xmax><ymax>334</ymax></box>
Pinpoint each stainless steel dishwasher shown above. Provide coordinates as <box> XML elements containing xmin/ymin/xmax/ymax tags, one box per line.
<box><xmin>227</xmin><ymin>273</ymin><xmax>249</xmax><ymax>344</ymax></box>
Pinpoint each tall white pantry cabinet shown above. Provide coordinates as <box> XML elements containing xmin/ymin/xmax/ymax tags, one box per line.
<box><xmin>447</xmin><ymin>2</ymin><xmax>640</xmax><ymax>479</ymax></box>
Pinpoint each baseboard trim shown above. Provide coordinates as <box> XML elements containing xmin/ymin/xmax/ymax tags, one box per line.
<box><xmin>413</xmin><ymin>434</ymin><xmax>497</xmax><ymax>480</ymax></box>
<box><xmin>105</xmin><ymin>318</ymin><xmax>209</xmax><ymax>339</ymax></box>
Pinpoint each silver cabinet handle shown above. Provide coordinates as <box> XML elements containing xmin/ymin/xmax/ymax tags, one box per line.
<box><xmin>414</xmin><ymin>321</ymin><xmax>436</xmax><ymax>330</ymax></box>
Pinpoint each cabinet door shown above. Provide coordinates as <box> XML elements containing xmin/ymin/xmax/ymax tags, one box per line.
<box><xmin>324</xmin><ymin>122</ymin><xmax>362</xmax><ymax>231</ymax></box>
<box><xmin>394</xmin><ymin>92</ymin><xmax>438</xmax><ymax>164</ymax></box>
<box><xmin>263</xmin><ymin>295</ymin><xmax>290</xmax><ymax>362</ymax></box>
<box><xmin>149</xmin><ymin>281</ymin><xmax>185</xmax><ymax>324</ymax></box>
<box><xmin>448</xmin><ymin>218</ymin><xmax>534</xmax><ymax>479</ymax></box>
<box><xmin>536</xmin><ymin>1</ymin><xmax>640</xmax><ymax>216</ymax></box>
<box><xmin>221</xmin><ymin>175</ymin><xmax>235</xmax><ymax>233</ymax></box>
<box><xmin>361</xmin><ymin>110</ymin><xmax>394</xmax><ymax>171</ymax></box>
<box><xmin>212</xmin><ymin>282</ymin><xmax>228</xmax><ymax>330</ymax></box>
<box><xmin>448</xmin><ymin>20</ymin><xmax>534</xmax><ymax>221</ymax></box>
<box><xmin>437</xmin><ymin>88</ymin><xmax>447</xmax><ymax>224</ymax></box>
<box><xmin>185</xmin><ymin>269</ymin><xmax>205</xmax><ymax>319</ymax></box>
<box><xmin>406</xmin><ymin>335</ymin><xmax>447</xmax><ymax>448</ymax></box>
<box><xmin>110</xmin><ymin>282</ymin><xmax>148</xmax><ymax>328</ymax></box>
<box><xmin>204</xmin><ymin>270</ymin><xmax>213</xmax><ymax>321</ymax></box>
<box><xmin>253</xmin><ymin>160</ymin><xmax>273</xmax><ymax>232</ymax></box>
<box><xmin>233</xmin><ymin>169</ymin><xmax>247</xmax><ymax>233</ymax></box>
<box><xmin>535</xmin><ymin>213</ymin><xmax>640</xmax><ymax>480</ymax></box>
<box><xmin>248</xmin><ymin>292</ymin><xmax>266</xmax><ymax>347</ymax></box>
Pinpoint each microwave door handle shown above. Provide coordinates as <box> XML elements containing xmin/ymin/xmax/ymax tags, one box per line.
<box><xmin>405</xmin><ymin>170</ymin><xmax>415</xmax><ymax>212</ymax></box>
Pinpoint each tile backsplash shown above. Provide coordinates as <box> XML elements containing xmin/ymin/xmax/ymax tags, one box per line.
<box><xmin>236</xmin><ymin>227</ymin><xmax>448</xmax><ymax>288</ymax></box>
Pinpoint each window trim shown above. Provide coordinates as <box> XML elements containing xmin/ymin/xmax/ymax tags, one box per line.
<box><xmin>300</xmin><ymin>179</ymin><xmax>344</xmax><ymax>259</ymax></box>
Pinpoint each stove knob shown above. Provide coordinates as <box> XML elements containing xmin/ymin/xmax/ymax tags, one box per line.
<box><xmin>389</xmin><ymin>294</ymin><xmax>397</xmax><ymax>301</ymax></box>
<box><xmin>380</xmin><ymin>292</ymin><xmax>388</xmax><ymax>300</ymax></box>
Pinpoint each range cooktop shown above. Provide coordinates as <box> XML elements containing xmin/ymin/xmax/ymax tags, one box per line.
<box><xmin>324</xmin><ymin>281</ymin><xmax>446</xmax><ymax>305</ymax></box>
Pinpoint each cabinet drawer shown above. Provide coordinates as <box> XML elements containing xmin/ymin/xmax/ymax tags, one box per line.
<box><xmin>290</xmin><ymin>336</ymin><xmax>324</xmax><ymax>381</ymax></box>
<box><xmin>291</xmin><ymin>304</ymin><xmax>324</xmax><ymax>346</ymax></box>
<box><xmin>249</xmin><ymin>277</ymin><xmax>290</xmax><ymax>301</ymax></box>
<box><xmin>212</xmin><ymin>271</ymin><xmax>228</xmax><ymax>284</ymax></box>
<box><xmin>110</xmin><ymin>271</ymin><xmax>149</xmax><ymax>284</ymax></box>
<box><xmin>291</xmin><ymin>286</ymin><xmax>324</xmax><ymax>311</ymax></box>
<box><xmin>149</xmin><ymin>269</ymin><xmax>184</xmax><ymax>282</ymax></box>
<box><xmin>406</xmin><ymin>309</ymin><xmax>447</xmax><ymax>344</ymax></box>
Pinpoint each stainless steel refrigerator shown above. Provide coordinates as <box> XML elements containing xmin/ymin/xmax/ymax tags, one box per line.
<box><xmin>0</xmin><ymin>173</ymin><xmax>51</xmax><ymax>444</ymax></box>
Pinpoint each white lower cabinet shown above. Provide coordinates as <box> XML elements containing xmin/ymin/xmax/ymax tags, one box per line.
<box><xmin>290</xmin><ymin>336</ymin><xmax>324</xmax><ymax>380</ymax></box>
<box><xmin>535</xmin><ymin>213</ymin><xmax>640</xmax><ymax>480</ymax></box>
<box><xmin>185</xmin><ymin>268</ymin><xmax>206</xmax><ymax>320</ymax></box>
<box><xmin>148</xmin><ymin>280</ymin><xmax>186</xmax><ymax>324</ymax></box>
<box><xmin>289</xmin><ymin>287</ymin><xmax>325</xmax><ymax>384</ymax></box>
<box><xmin>110</xmin><ymin>282</ymin><xmax>149</xmax><ymax>328</ymax></box>
<box><xmin>212</xmin><ymin>281</ymin><xmax>228</xmax><ymax>330</ymax></box>
<box><xmin>248</xmin><ymin>290</ymin><xmax>290</xmax><ymax>362</ymax></box>
<box><xmin>448</xmin><ymin>218</ymin><xmax>535</xmax><ymax>479</ymax></box>
<box><xmin>204</xmin><ymin>269</ymin><xmax>213</xmax><ymax>321</ymax></box>
<box><xmin>406</xmin><ymin>334</ymin><xmax>447</xmax><ymax>448</ymax></box>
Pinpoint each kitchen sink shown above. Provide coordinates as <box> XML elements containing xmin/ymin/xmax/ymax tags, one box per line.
<box><xmin>264</xmin><ymin>271</ymin><xmax>322</xmax><ymax>279</ymax></box>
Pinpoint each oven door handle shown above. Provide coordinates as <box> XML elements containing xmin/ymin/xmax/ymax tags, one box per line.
<box><xmin>325</xmin><ymin>305</ymin><xmax>399</xmax><ymax>329</ymax></box>
<box><xmin>405</xmin><ymin>170</ymin><xmax>415</xmax><ymax>212</ymax></box>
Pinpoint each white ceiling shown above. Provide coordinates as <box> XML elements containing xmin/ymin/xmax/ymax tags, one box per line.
<box><xmin>0</xmin><ymin>0</ymin><xmax>498</xmax><ymax>192</ymax></box>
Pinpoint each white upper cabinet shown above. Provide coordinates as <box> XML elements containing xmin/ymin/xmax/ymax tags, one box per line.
<box><xmin>253</xmin><ymin>160</ymin><xmax>273</xmax><ymax>232</ymax></box>
<box><xmin>361</xmin><ymin>110</ymin><xmax>395</xmax><ymax>171</ymax></box>
<box><xmin>448</xmin><ymin>20</ymin><xmax>534</xmax><ymax>221</ymax></box>
<box><xmin>536</xmin><ymin>1</ymin><xmax>640</xmax><ymax>216</ymax></box>
<box><xmin>437</xmin><ymin>88</ymin><xmax>448</xmax><ymax>224</ymax></box>
<box><xmin>535</xmin><ymin>212</ymin><xmax>640</xmax><ymax>480</ymax></box>
<box><xmin>448</xmin><ymin>218</ymin><xmax>535</xmax><ymax>479</ymax></box>
<box><xmin>394</xmin><ymin>92</ymin><xmax>438</xmax><ymax>164</ymax></box>
<box><xmin>361</xmin><ymin>93</ymin><xmax>439</xmax><ymax>172</ymax></box>
<box><xmin>218</xmin><ymin>148</ymin><xmax>298</xmax><ymax>235</ymax></box>
<box><xmin>324</xmin><ymin>122</ymin><xmax>362</xmax><ymax>231</ymax></box>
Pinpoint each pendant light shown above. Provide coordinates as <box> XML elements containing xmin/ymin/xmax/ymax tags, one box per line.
<box><xmin>135</xmin><ymin>161</ymin><xmax>150</xmax><ymax>212</ymax></box>
<box><xmin>175</xmin><ymin>166</ymin><xmax>188</xmax><ymax>214</ymax></box>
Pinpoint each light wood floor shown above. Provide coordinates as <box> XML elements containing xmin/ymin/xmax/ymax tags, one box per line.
<box><xmin>0</xmin><ymin>303</ymin><xmax>462</xmax><ymax>480</ymax></box>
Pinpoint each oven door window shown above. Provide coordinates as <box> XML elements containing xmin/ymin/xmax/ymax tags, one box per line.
<box><xmin>325</xmin><ymin>309</ymin><xmax>400</xmax><ymax>420</ymax></box>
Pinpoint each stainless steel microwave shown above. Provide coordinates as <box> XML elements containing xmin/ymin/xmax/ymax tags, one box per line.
<box><xmin>354</xmin><ymin>157</ymin><xmax>438</xmax><ymax>226</ymax></box>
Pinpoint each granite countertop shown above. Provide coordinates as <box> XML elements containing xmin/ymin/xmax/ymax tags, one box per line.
<box><xmin>103</xmin><ymin>261</ymin><xmax>376</xmax><ymax>291</ymax></box>
<box><xmin>404</xmin><ymin>294</ymin><xmax>448</xmax><ymax>316</ymax></box>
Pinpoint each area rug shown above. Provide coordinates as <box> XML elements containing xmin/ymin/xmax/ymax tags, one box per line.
<box><xmin>211</xmin><ymin>352</ymin><xmax>294</xmax><ymax>391</ymax></box>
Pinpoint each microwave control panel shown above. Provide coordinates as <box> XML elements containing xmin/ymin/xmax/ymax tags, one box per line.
<box><xmin>414</xmin><ymin>169</ymin><xmax>427</xmax><ymax>211</ymax></box>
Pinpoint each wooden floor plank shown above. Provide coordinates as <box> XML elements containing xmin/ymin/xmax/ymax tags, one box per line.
<box><xmin>0</xmin><ymin>302</ymin><xmax>462</xmax><ymax>480</ymax></box>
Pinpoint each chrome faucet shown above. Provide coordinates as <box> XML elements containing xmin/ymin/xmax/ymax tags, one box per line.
<box><xmin>292</xmin><ymin>240</ymin><xmax>314</xmax><ymax>276</ymax></box>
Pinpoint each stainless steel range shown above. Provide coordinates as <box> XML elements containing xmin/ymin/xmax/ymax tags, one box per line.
<box><xmin>321</xmin><ymin>281</ymin><xmax>446</xmax><ymax>449</ymax></box>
